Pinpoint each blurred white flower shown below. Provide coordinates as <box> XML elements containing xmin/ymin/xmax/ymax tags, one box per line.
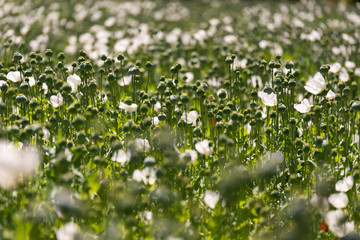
<box><xmin>181</xmin><ymin>110</ymin><xmax>198</xmax><ymax>125</ymax></box>
<box><xmin>195</xmin><ymin>139</ymin><xmax>213</xmax><ymax>156</ymax></box>
<box><xmin>294</xmin><ymin>99</ymin><xmax>311</xmax><ymax>113</ymax></box>
<box><xmin>204</xmin><ymin>190</ymin><xmax>219</xmax><ymax>209</ymax></box>
<box><xmin>345</xmin><ymin>61</ymin><xmax>355</xmax><ymax>69</ymax></box>
<box><xmin>329</xmin><ymin>62</ymin><xmax>342</xmax><ymax>74</ymax></box>
<box><xmin>152</xmin><ymin>116</ymin><xmax>160</xmax><ymax>126</ymax></box>
<box><xmin>134</xmin><ymin>138</ymin><xmax>150</xmax><ymax>152</ymax></box>
<box><xmin>119</xmin><ymin>102</ymin><xmax>137</xmax><ymax>113</ymax></box>
<box><xmin>335</xmin><ymin>176</ymin><xmax>354</xmax><ymax>192</ymax></box>
<box><xmin>118</xmin><ymin>76</ymin><xmax>132</xmax><ymax>86</ymax></box>
<box><xmin>42</xmin><ymin>127</ymin><xmax>51</xmax><ymax>140</ymax></box>
<box><xmin>258</xmin><ymin>91</ymin><xmax>277</xmax><ymax>107</ymax></box>
<box><xmin>28</xmin><ymin>77</ymin><xmax>36</xmax><ymax>87</ymax></box>
<box><xmin>328</xmin><ymin>192</ymin><xmax>348</xmax><ymax>209</ymax></box>
<box><xmin>7</xmin><ymin>71</ymin><xmax>22</xmax><ymax>82</ymax></box>
<box><xmin>184</xmin><ymin>72</ymin><xmax>194</xmax><ymax>82</ymax></box>
<box><xmin>49</xmin><ymin>93</ymin><xmax>64</xmax><ymax>108</ymax></box>
<box><xmin>67</xmin><ymin>74</ymin><xmax>82</xmax><ymax>92</ymax></box>
<box><xmin>111</xmin><ymin>149</ymin><xmax>131</xmax><ymax>165</ymax></box>
<box><xmin>310</xmin><ymin>194</ymin><xmax>329</xmax><ymax>212</ymax></box>
<box><xmin>339</xmin><ymin>68</ymin><xmax>349</xmax><ymax>82</ymax></box>
<box><xmin>304</xmin><ymin>72</ymin><xmax>326</xmax><ymax>95</ymax></box>
<box><xmin>263</xmin><ymin>150</ymin><xmax>285</xmax><ymax>164</ymax></box>
<box><xmin>56</xmin><ymin>222</ymin><xmax>79</xmax><ymax>240</ymax></box>
<box><xmin>325</xmin><ymin>210</ymin><xmax>355</xmax><ymax>238</ymax></box>
<box><xmin>224</xmin><ymin>35</ymin><xmax>237</xmax><ymax>44</ymax></box>
<box><xmin>0</xmin><ymin>140</ymin><xmax>40</xmax><ymax>189</ymax></box>
<box><xmin>326</xmin><ymin>90</ymin><xmax>336</xmax><ymax>100</ymax></box>
<box><xmin>132</xmin><ymin>167</ymin><xmax>157</xmax><ymax>184</ymax></box>
<box><xmin>154</xmin><ymin>102</ymin><xmax>162</xmax><ymax>112</ymax></box>
<box><xmin>180</xmin><ymin>149</ymin><xmax>198</xmax><ymax>164</ymax></box>
<box><xmin>139</xmin><ymin>210</ymin><xmax>153</xmax><ymax>224</ymax></box>
<box><xmin>354</xmin><ymin>68</ymin><xmax>360</xmax><ymax>76</ymax></box>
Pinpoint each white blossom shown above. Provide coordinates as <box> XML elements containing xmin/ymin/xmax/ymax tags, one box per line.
<box><xmin>134</xmin><ymin>138</ymin><xmax>150</xmax><ymax>152</ymax></box>
<box><xmin>329</xmin><ymin>62</ymin><xmax>342</xmax><ymax>74</ymax></box>
<box><xmin>325</xmin><ymin>210</ymin><xmax>355</xmax><ymax>238</ymax></box>
<box><xmin>304</xmin><ymin>72</ymin><xmax>326</xmax><ymax>95</ymax></box>
<box><xmin>118</xmin><ymin>76</ymin><xmax>132</xmax><ymax>86</ymax></box>
<box><xmin>7</xmin><ymin>71</ymin><xmax>22</xmax><ymax>82</ymax></box>
<box><xmin>67</xmin><ymin>74</ymin><xmax>82</xmax><ymax>92</ymax></box>
<box><xmin>204</xmin><ymin>190</ymin><xmax>219</xmax><ymax>209</ymax></box>
<box><xmin>180</xmin><ymin>149</ymin><xmax>198</xmax><ymax>164</ymax></box>
<box><xmin>294</xmin><ymin>99</ymin><xmax>311</xmax><ymax>113</ymax></box>
<box><xmin>111</xmin><ymin>150</ymin><xmax>131</xmax><ymax>165</ymax></box>
<box><xmin>132</xmin><ymin>167</ymin><xmax>157</xmax><ymax>185</ymax></box>
<box><xmin>326</xmin><ymin>90</ymin><xmax>336</xmax><ymax>100</ymax></box>
<box><xmin>310</xmin><ymin>194</ymin><xmax>329</xmax><ymax>212</ymax></box>
<box><xmin>49</xmin><ymin>93</ymin><xmax>64</xmax><ymax>108</ymax></box>
<box><xmin>28</xmin><ymin>77</ymin><xmax>36</xmax><ymax>87</ymax></box>
<box><xmin>339</xmin><ymin>68</ymin><xmax>349</xmax><ymax>82</ymax></box>
<box><xmin>56</xmin><ymin>222</ymin><xmax>79</xmax><ymax>240</ymax></box>
<box><xmin>0</xmin><ymin>141</ymin><xmax>40</xmax><ymax>189</ymax></box>
<box><xmin>335</xmin><ymin>176</ymin><xmax>354</xmax><ymax>192</ymax></box>
<box><xmin>119</xmin><ymin>102</ymin><xmax>138</xmax><ymax>113</ymax></box>
<box><xmin>195</xmin><ymin>139</ymin><xmax>213</xmax><ymax>156</ymax></box>
<box><xmin>328</xmin><ymin>192</ymin><xmax>349</xmax><ymax>209</ymax></box>
<box><xmin>181</xmin><ymin>110</ymin><xmax>198</xmax><ymax>125</ymax></box>
<box><xmin>345</xmin><ymin>61</ymin><xmax>355</xmax><ymax>69</ymax></box>
<box><xmin>258</xmin><ymin>91</ymin><xmax>277</xmax><ymax>107</ymax></box>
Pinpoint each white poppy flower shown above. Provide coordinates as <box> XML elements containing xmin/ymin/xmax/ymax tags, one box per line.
<box><xmin>154</xmin><ymin>102</ymin><xmax>162</xmax><ymax>112</ymax></box>
<box><xmin>195</xmin><ymin>139</ymin><xmax>213</xmax><ymax>156</ymax></box>
<box><xmin>49</xmin><ymin>93</ymin><xmax>64</xmax><ymax>108</ymax></box>
<box><xmin>354</xmin><ymin>68</ymin><xmax>360</xmax><ymax>76</ymax></box>
<box><xmin>258</xmin><ymin>91</ymin><xmax>277</xmax><ymax>107</ymax></box>
<box><xmin>132</xmin><ymin>167</ymin><xmax>157</xmax><ymax>185</ymax></box>
<box><xmin>119</xmin><ymin>102</ymin><xmax>138</xmax><ymax>113</ymax></box>
<box><xmin>304</xmin><ymin>72</ymin><xmax>326</xmax><ymax>95</ymax></box>
<box><xmin>28</xmin><ymin>77</ymin><xmax>36</xmax><ymax>87</ymax></box>
<box><xmin>184</xmin><ymin>72</ymin><xmax>194</xmax><ymax>82</ymax></box>
<box><xmin>345</xmin><ymin>61</ymin><xmax>355</xmax><ymax>69</ymax></box>
<box><xmin>264</xmin><ymin>150</ymin><xmax>285</xmax><ymax>164</ymax></box>
<box><xmin>180</xmin><ymin>149</ymin><xmax>198</xmax><ymax>164</ymax></box>
<box><xmin>141</xmin><ymin>167</ymin><xmax>157</xmax><ymax>185</ymax></box>
<box><xmin>118</xmin><ymin>75</ymin><xmax>132</xmax><ymax>87</ymax></box>
<box><xmin>181</xmin><ymin>110</ymin><xmax>198</xmax><ymax>125</ymax></box>
<box><xmin>139</xmin><ymin>211</ymin><xmax>153</xmax><ymax>224</ymax></box>
<box><xmin>339</xmin><ymin>68</ymin><xmax>349</xmax><ymax>82</ymax></box>
<box><xmin>42</xmin><ymin>127</ymin><xmax>51</xmax><ymax>140</ymax></box>
<box><xmin>335</xmin><ymin>176</ymin><xmax>354</xmax><ymax>192</ymax></box>
<box><xmin>56</xmin><ymin>222</ymin><xmax>79</xmax><ymax>240</ymax></box>
<box><xmin>134</xmin><ymin>138</ymin><xmax>150</xmax><ymax>152</ymax></box>
<box><xmin>0</xmin><ymin>140</ymin><xmax>40</xmax><ymax>190</ymax></box>
<box><xmin>111</xmin><ymin>149</ymin><xmax>131</xmax><ymax>165</ymax></box>
<box><xmin>152</xmin><ymin>116</ymin><xmax>160</xmax><ymax>126</ymax></box>
<box><xmin>7</xmin><ymin>71</ymin><xmax>22</xmax><ymax>82</ymax></box>
<box><xmin>42</xmin><ymin>83</ymin><xmax>48</xmax><ymax>94</ymax></box>
<box><xmin>67</xmin><ymin>74</ymin><xmax>82</xmax><ymax>92</ymax></box>
<box><xmin>294</xmin><ymin>99</ymin><xmax>311</xmax><ymax>113</ymax></box>
<box><xmin>310</xmin><ymin>194</ymin><xmax>329</xmax><ymax>212</ymax></box>
<box><xmin>204</xmin><ymin>190</ymin><xmax>220</xmax><ymax>209</ymax></box>
<box><xmin>329</xmin><ymin>62</ymin><xmax>342</xmax><ymax>74</ymax></box>
<box><xmin>328</xmin><ymin>192</ymin><xmax>349</xmax><ymax>209</ymax></box>
<box><xmin>326</xmin><ymin>90</ymin><xmax>336</xmax><ymax>100</ymax></box>
<box><xmin>325</xmin><ymin>210</ymin><xmax>355</xmax><ymax>238</ymax></box>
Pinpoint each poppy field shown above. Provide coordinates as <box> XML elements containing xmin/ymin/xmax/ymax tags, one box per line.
<box><xmin>0</xmin><ymin>0</ymin><xmax>360</xmax><ymax>239</ymax></box>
